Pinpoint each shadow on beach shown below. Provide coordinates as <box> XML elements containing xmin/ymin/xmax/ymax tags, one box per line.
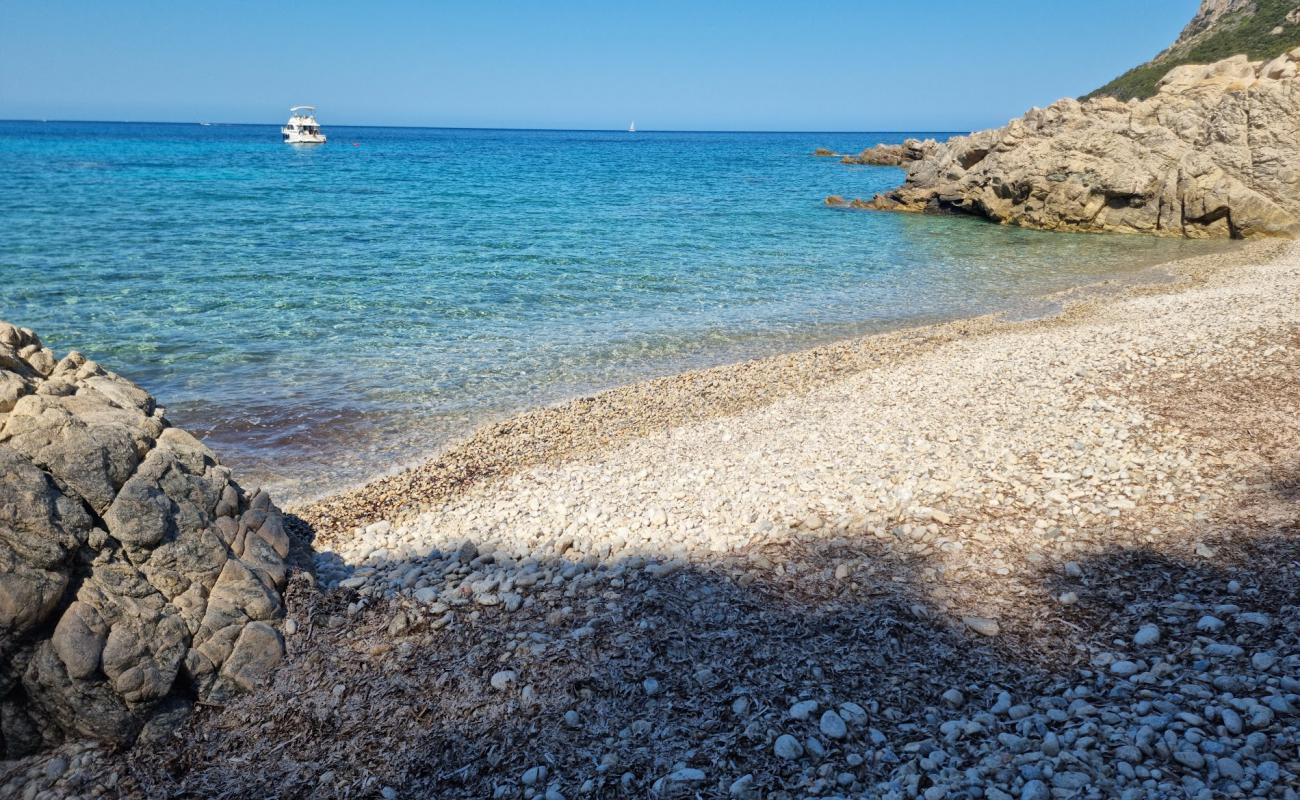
<box><xmin>106</xmin><ymin>477</ymin><xmax>1299</xmax><ymax>799</ymax></box>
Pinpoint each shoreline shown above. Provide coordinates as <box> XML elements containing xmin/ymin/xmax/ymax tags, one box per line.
<box><xmin>180</xmin><ymin>230</ymin><xmax>1300</xmax><ymax>797</ymax></box>
<box><xmin>296</xmin><ymin>238</ymin><xmax>1272</xmax><ymax>544</ymax></box>
<box><xmin>14</xmin><ymin>230</ymin><xmax>1300</xmax><ymax>799</ymax></box>
<box><xmin>272</xmin><ymin>250</ymin><xmax>1172</xmax><ymax>508</ymax></box>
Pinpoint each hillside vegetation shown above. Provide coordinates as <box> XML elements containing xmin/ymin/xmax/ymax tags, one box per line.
<box><xmin>1086</xmin><ymin>0</ymin><xmax>1300</xmax><ymax>100</ymax></box>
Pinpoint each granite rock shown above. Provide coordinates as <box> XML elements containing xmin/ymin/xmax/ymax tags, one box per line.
<box><xmin>853</xmin><ymin>52</ymin><xmax>1300</xmax><ymax>239</ymax></box>
<box><xmin>839</xmin><ymin>138</ymin><xmax>938</xmax><ymax>166</ymax></box>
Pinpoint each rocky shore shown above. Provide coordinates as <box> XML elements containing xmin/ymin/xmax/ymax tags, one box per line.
<box><xmin>7</xmin><ymin>240</ymin><xmax>1297</xmax><ymax>798</ymax></box>
<box><xmin>836</xmin><ymin>50</ymin><xmax>1300</xmax><ymax>239</ymax></box>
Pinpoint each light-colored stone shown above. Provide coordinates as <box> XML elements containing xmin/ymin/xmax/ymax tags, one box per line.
<box><xmin>773</xmin><ymin>733</ymin><xmax>803</xmax><ymax>760</ymax></box>
<box><xmin>962</xmin><ymin>616</ymin><xmax>1000</xmax><ymax>637</ymax></box>
<box><xmin>490</xmin><ymin>670</ymin><xmax>517</xmax><ymax>691</ymax></box>
<box><xmin>789</xmin><ymin>699</ymin><xmax>818</xmax><ymax>720</ymax></box>
<box><xmin>819</xmin><ymin>709</ymin><xmax>847</xmax><ymax>739</ymax></box>
<box><xmin>1133</xmin><ymin>624</ymin><xmax>1161</xmax><ymax>646</ymax></box>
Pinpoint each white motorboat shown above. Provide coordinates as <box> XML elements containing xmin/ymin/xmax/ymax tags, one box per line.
<box><xmin>282</xmin><ymin>106</ymin><xmax>326</xmax><ymax>144</ymax></box>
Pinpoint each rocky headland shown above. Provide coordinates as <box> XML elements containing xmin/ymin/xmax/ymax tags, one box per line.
<box><xmin>0</xmin><ymin>323</ymin><xmax>290</xmax><ymax>759</ymax></box>
<box><xmin>832</xmin><ymin>49</ymin><xmax>1300</xmax><ymax>239</ymax></box>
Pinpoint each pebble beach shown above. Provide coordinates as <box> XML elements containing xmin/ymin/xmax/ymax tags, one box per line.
<box><xmin>7</xmin><ymin>241</ymin><xmax>1300</xmax><ymax>798</ymax></box>
<box><xmin>303</xmin><ymin>239</ymin><xmax>1295</xmax><ymax>585</ymax></box>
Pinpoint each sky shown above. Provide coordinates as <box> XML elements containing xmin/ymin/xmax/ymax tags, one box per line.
<box><xmin>0</xmin><ymin>0</ymin><xmax>1198</xmax><ymax>131</ymax></box>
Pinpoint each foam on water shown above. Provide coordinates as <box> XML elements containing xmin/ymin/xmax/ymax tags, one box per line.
<box><xmin>0</xmin><ymin>121</ymin><xmax>1233</xmax><ymax>500</ymax></box>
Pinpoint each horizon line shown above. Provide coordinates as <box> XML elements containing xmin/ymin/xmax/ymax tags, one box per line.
<box><xmin>0</xmin><ymin>118</ymin><xmax>971</xmax><ymax>135</ymax></box>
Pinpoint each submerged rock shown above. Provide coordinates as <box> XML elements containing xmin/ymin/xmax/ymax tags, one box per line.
<box><xmin>850</xmin><ymin>51</ymin><xmax>1300</xmax><ymax>239</ymax></box>
<box><xmin>0</xmin><ymin>321</ymin><xmax>288</xmax><ymax>756</ymax></box>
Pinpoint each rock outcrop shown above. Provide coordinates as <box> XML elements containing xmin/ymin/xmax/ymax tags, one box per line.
<box><xmin>1087</xmin><ymin>0</ymin><xmax>1300</xmax><ymax>101</ymax></box>
<box><xmin>838</xmin><ymin>138</ymin><xmax>938</xmax><ymax>166</ymax></box>
<box><xmin>1176</xmin><ymin>0</ymin><xmax>1257</xmax><ymax>50</ymax></box>
<box><xmin>0</xmin><ymin>322</ymin><xmax>288</xmax><ymax>757</ymax></box>
<box><xmin>849</xmin><ymin>51</ymin><xmax>1300</xmax><ymax>239</ymax></box>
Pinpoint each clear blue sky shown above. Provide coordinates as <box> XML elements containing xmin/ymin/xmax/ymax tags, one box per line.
<box><xmin>0</xmin><ymin>0</ymin><xmax>1196</xmax><ymax>131</ymax></box>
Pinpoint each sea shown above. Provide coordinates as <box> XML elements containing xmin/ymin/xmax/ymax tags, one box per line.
<box><xmin>0</xmin><ymin>121</ymin><xmax>1232</xmax><ymax>501</ymax></box>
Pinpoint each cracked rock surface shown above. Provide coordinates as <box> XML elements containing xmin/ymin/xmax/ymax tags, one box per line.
<box><xmin>0</xmin><ymin>321</ymin><xmax>287</xmax><ymax>757</ymax></box>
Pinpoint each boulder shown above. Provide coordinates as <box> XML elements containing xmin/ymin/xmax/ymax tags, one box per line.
<box><xmin>0</xmin><ymin>321</ymin><xmax>288</xmax><ymax>757</ymax></box>
<box><xmin>851</xmin><ymin>52</ymin><xmax>1300</xmax><ymax>239</ymax></box>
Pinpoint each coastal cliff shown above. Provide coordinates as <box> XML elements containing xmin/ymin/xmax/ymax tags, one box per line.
<box><xmin>0</xmin><ymin>322</ymin><xmax>288</xmax><ymax>756</ymax></box>
<box><xmin>839</xmin><ymin>50</ymin><xmax>1300</xmax><ymax>238</ymax></box>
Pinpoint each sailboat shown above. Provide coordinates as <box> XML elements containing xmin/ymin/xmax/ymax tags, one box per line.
<box><xmin>628</xmin><ymin>121</ymin><xmax>636</xmax><ymax>133</ymax></box>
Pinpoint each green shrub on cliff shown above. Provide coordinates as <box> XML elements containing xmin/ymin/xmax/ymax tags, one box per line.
<box><xmin>1086</xmin><ymin>0</ymin><xmax>1300</xmax><ymax>100</ymax></box>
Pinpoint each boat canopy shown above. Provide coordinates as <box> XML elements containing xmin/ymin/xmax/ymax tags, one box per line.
<box><xmin>289</xmin><ymin>105</ymin><xmax>316</xmax><ymax>115</ymax></box>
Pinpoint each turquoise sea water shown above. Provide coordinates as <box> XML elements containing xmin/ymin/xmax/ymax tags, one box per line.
<box><xmin>0</xmin><ymin>121</ymin><xmax>1230</xmax><ymax>500</ymax></box>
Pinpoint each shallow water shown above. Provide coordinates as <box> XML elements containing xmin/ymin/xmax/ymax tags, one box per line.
<box><xmin>0</xmin><ymin>121</ymin><xmax>1231</xmax><ymax>500</ymax></box>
